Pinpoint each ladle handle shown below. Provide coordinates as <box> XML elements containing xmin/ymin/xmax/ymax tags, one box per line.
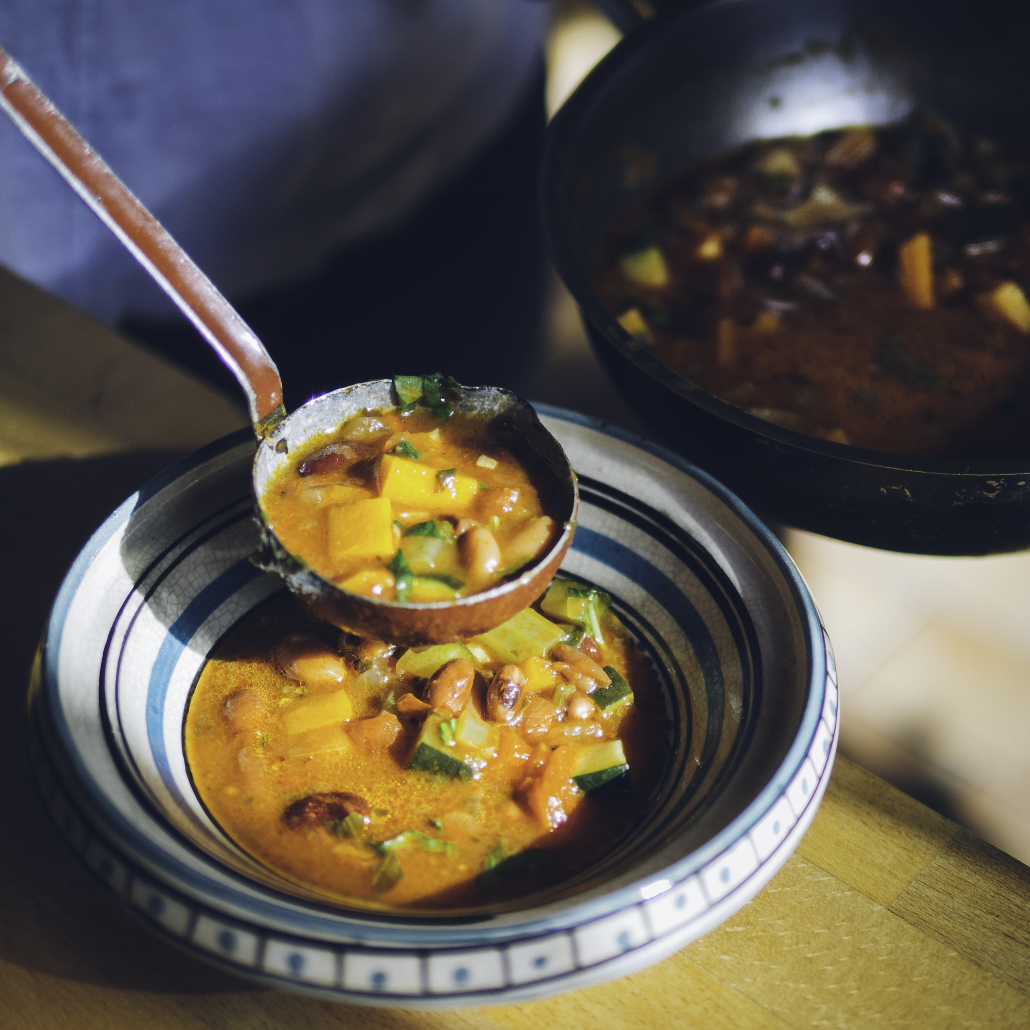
<box><xmin>0</xmin><ymin>45</ymin><xmax>285</xmax><ymax>437</ymax></box>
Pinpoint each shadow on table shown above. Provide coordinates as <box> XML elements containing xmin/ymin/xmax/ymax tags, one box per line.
<box><xmin>0</xmin><ymin>451</ymin><xmax>242</xmax><ymax>992</ymax></box>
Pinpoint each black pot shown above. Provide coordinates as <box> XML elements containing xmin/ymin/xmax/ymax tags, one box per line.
<box><xmin>542</xmin><ymin>0</ymin><xmax>1030</xmax><ymax>555</ymax></box>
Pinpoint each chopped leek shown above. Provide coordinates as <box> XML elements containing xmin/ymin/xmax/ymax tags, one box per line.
<box><xmin>377</xmin><ymin>830</ymin><xmax>458</xmax><ymax>856</ymax></box>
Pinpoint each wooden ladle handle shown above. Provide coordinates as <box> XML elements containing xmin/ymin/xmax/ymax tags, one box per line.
<box><xmin>0</xmin><ymin>45</ymin><xmax>285</xmax><ymax>436</ymax></box>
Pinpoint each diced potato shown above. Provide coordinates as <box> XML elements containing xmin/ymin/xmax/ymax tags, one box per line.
<box><xmin>327</xmin><ymin>497</ymin><xmax>395</xmax><ymax>563</ymax></box>
<box><xmin>455</xmin><ymin>705</ymin><xmax>499</xmax><ymax>753</ymax></box>
<box><xmin>696</xmin><ymin>233</ymin><xmax>723</xmax><ymax>260</ymax></box>
<box><xmin>338</xmin><ymin>568</ymin><xmax>395</xmax><ymax>599</ymax></box>
<box><xmin>435</xmin><ymin>472</ymin><xmax>479</xmax><ymax>511</ymax></box>
<box><xmin>985</xmin><ymin>281</ymin><xmax>1030</xmax><ymax>333</ymax></box>
<box><xmin>476</xmin><ymin>454</ymin><xmax>498</xmax><ymax>469</ymax></box>
<box><xmin>619</xmin><ymin>246</ymin><xmax>669</xmax><ymax>288</ymax></box>
<box><xmin>284</xmin><ymin>689</ymin><xmax>353</xmax><ymax>736</ymax></box>
<box><xmin>377</xmin><ymin>455</ymin><xmax>438</xmax><ymax>505</ymax></box>
<box><xmin>519</xmin><ymin>655</ymin><xmax>561</xmax><ymax>694</ymax></box>
<box><xmin>617</xmin><ymin>307</ymin><xmax>653</xmax><ymax>342</ymax></box>
<box><xmin>898</xmin><ymin>232</ymin><xmax>934</xmax><ymax>309</ymax></box>
<box><xmin>408</xmin><ymin>577</ymin><xmax>458</xmax><ymax>603</ymax></box>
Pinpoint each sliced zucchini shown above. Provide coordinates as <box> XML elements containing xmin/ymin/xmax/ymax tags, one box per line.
<box><xmin>407</xmin><ymin>713</ymin><xmax>474</xmax><ymax>780</ymax></box>
<box><xmin>573</xmin><ymin>739</ymin><xmax>630</xmax><ymax>795</ymax></box>
<box><xmin>470</xmin><ymin>607</ymin><xmax>565</xmax><ymax>664</ymax></box>
<box><xmin>395</xmin><ymin>642</ymin><xmax>476</xmax><ymax>680</ymax></box>
<box><xmin>592</xmin><ymin>665</ymin><xmax>634</xmax><ymax>712</ymax></box>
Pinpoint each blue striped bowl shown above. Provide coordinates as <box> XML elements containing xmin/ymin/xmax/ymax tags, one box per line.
<box><xmin>28</xmin><ymin>405</ymin><xmax>837</xmax><ymax>1007</ymax></box>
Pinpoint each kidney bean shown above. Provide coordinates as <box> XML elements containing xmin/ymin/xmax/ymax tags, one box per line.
<box><xmin>487</xmin><ymin>665</ymin><xmax>527</xmax><ymax>722</ymax></box>
<box><xmin>347</xmin><ymin>711</ymin><xmax>402</xmax><ymax>750</ymax></box>
<box><xmin>425</xmin><ymin>659</ymin><xmax>475</xmax><ymax>715</ymax></box>
<box><xmin>551</xmin><ymin>642</ymin><xmax>610</xmax><ymax>688</ymax></box>
<box><xmin>275</xmin><ymin>633</ymin><xmax>347</xmax><ymax>688</ymax></box>
<box><xmin>223</xmin><ymin>688</ymin><xmax>269</xmax><ymax>733</ymax></box>
<box><xmin>458</xmin><ymin>526</ymin><xmax>501</xmax><ymax>588</ymax></box>
<box><xmin>565</xmin><ymin>690</ymin><xmax>599</xmax><ymax>721</ymax></box>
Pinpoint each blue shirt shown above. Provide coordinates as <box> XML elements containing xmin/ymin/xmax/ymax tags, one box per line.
<box><xmin>0</xmin><ymin>0</ymin><xmax>546</xmax><ymax>322</ymax></box>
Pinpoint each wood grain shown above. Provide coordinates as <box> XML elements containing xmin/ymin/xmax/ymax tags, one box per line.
<box><xmin>2</xmin><ymin>446</ymin><xmax>1030</xmax><ymax>1027</ymax></box>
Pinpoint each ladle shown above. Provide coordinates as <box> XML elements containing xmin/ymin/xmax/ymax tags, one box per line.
<box><xmin>0</xmin><ymin>45</ymin><xmax>578</xmax><ymax>644</ymax></box>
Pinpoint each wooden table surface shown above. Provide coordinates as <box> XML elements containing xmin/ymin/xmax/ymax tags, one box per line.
<box><xmin>1</xmin><ymin>269</ymin><xmax>1028</xmax><ymax>1028</ymax></box>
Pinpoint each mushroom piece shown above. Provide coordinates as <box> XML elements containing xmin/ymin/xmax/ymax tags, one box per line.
<box><xmin>282</xmin><ymin>791</ymin><xmax>370</xmax><ymax>829</ymax></box>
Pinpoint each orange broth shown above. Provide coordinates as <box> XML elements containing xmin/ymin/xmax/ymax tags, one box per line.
<box><xmin>184</xmin><ymin>592</ymin><xmax>666</xmax><ymax>910</ymax></box>
<box><xmin>261</xmin><ymin>404</ymin><xmax>559</xmax><ymax>602</ymax></box>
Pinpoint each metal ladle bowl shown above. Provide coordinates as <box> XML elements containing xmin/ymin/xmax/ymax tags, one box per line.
<box><xmin>0</xmin><ymin>46</ymin><xmax>578</xmax><ymax>644</ymax></box>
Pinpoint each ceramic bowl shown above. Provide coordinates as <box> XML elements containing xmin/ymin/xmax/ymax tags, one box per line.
<box><xmin>27</xmin><ymin>405</ymin><xmax>838</xmax><ymax>1007</ymax></box>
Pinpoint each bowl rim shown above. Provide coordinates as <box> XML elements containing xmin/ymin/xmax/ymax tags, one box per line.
<box><xmin>30</xmin><ymin>404</ymin><xmax>836</xmax><ymax>999</ymax></box>
<box><xmin>540</xmin><ymin>0</ymin><xmax>1030</xmax><ymax>479</ymax></box>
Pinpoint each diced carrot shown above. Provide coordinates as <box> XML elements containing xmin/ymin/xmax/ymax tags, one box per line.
<box><xmin>985</xmin><ymin>281</ymin><xmax>1030</xmax><ymax>333</ymax></box>
<box><xmin>898</xmin><ymin>232</ymin><xmax>934</xmax><ymax>309</ymax></box>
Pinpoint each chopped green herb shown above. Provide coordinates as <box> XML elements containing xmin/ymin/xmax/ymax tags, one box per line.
<box><xmin>393</xmin><ymin>375</ymin><xmax>424</xmax><ymax>412</ymax></box>
<box><xmin>373</xmin><ymin>808</ymin><xmax>390</xmax><ymax>817</ymax></box>
<box><xmin>394</xmin><ymin>439</ymin><xmax>421</xmax><ymax>459</ymax></box>
<box><xmin>436</xmin><ymin>468</ymin><xmax>458</xmax><ymax>493</ymax></box>
<box><xmin>438</xmin><ymin>717</ymin><xmax>457</xmax><ymax>747</ymax></box>
<box><xmin>477</xmin><ymin>848</ymin><xmax>553</xmax><ymax>892</ymax></box>
<box><xmin>372</xmin><ymin>851</ymin><xmax>404</xmax><ymax>893</ymax></box>
<box><xmin>388</xmin><ymin>550</ymin><xmax>415</xmax><ymax>602</ymax></box>
<box><xmin>393</xmin><ymin>373</ymin><xmax>457</xmax><ymax>420</ymax></box>
<box><xmin>483</xmin><ymin>842</ymin><xmax>509</xmax><ymax>872</ymax></box>
<box><xmin>429</xmin><ymin>818</ymin><xmax>443</xmax><ymax>830</ymax></box>
<box><xmin>404</xmin><ymin>520</ymin><xmax>454</xmax><ymax>542</ymax></box>
<box><xmin>393</xmin><ymin>519</ymin><xmax>405</xmax><ymax>529</ymax></box>
<box><xmin>478</xmin><ymin>481</ymin><xmax>491</xmax><ymax>491</ymax></box>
